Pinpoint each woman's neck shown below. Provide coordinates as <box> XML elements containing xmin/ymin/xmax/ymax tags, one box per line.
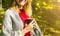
<box><xmin>19</xmin><ymin>5</ymin><xmax>23</xmax><ymax>9</ymax></box>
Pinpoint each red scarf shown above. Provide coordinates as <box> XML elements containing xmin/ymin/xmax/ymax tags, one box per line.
<box><xmin>19</xmin><ymin>9</ymin><xmax>31</xmax><ymax>36</ymax></box>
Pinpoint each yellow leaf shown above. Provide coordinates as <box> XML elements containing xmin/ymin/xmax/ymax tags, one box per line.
<box><xmin>0</xmin><ymin>23</ymin><xmax>2</xmax><ymax>25</ymax></box>
<box><xmin>0</xmin><ymin>30</ymin><xmax>1</xmax><ymax>33</ymax></box>
<box><xmin>36</xmin><ymin>3</ymin><xmax>40</xmax><ymax>6</ymax></box>
<box><xmin>35</xmin><ymin>7</ymin><xmax>38</xmax><ymax>10</ymax></box>
<box><xmin>43</xmin><ymin>2</ymin><xmax>47</xmax><ymax>5</ymax></box>
<box><xmin>1</xmin><ymin>12</ymin><xmax>5</xmax><ymax>15</ymax></box>
<box><xmin>47</xmin><ymin>5</ymin><xmax>53</xmax><ymax>9</ymax></box>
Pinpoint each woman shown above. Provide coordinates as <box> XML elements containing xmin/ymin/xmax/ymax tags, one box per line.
<box><xmin>2</xmin><ymin>0</ymin><xmax>42</xmax><ymax>36</ymax></box>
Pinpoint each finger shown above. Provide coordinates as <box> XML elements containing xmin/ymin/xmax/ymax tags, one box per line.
<box><xmin>30</xmin><ymin>20</ymin><xmax>35</xmax><ymax>24</ymax></box>
<box><xmin>33</xmin><ymin>20</ymin><xmax>37</xmax><ymax>25</ymax></box>
<box><xmin>32</xmin><ymin>23</ymin><xmax>36</xmax><ymax>26</ymax></box>
<box><xmin>29</xmin><ymin>21</ymin><xmax>36</xmax><ymax>29</ymax></box>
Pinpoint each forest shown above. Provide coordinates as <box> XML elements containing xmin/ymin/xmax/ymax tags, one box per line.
<box><xmin>0</xmin><ymin>0</ymin><xmax>60</xmax><ymax>36</ymax></box>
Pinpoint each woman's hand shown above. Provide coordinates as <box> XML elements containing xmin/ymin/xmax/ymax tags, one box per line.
<box><xmin>18</xmin><ymin>19</ymin><xmax>37</xmax><ymax>36</ymax></box>
<box><xmin>25</xmin><ymin>19</ymin><xmax>37</xmax><ymax>32</ymax></box>
<box><xmin>29</xmin><ymin>19</ymin><xmax>37</xmax><ymax>29</ymax></box>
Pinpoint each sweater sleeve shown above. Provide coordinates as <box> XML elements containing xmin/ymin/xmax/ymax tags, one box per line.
<box><xmin>2</xmin><ymin>10</ymin><xmax>19</xmax><ymax>36</ymax></box>
<box><xmin>31</xmin><ymin>23</ymin><xmax>42</xmax><ymax>36</ymax></box>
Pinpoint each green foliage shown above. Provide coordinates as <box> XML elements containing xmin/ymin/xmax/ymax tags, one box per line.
<box><xmin>32</xmin><ymin>0</ymin><xmax>60</xmax><ymax>36</ymax></box>
<box><xmin>2</xmin><ymin>0</ymin><xmax>10</xmax><ymax>10</ymax></box>
<box><xmin>1</xmin><ymin>0</ymin><xmax>60</xmax><ymax>36</ymax></box>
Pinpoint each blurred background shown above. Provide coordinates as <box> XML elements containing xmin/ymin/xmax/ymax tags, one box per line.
<box><xmin>0</xmin><ymin>0</ymin><xmax>60</xmax><ymax>36</ymax></box>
